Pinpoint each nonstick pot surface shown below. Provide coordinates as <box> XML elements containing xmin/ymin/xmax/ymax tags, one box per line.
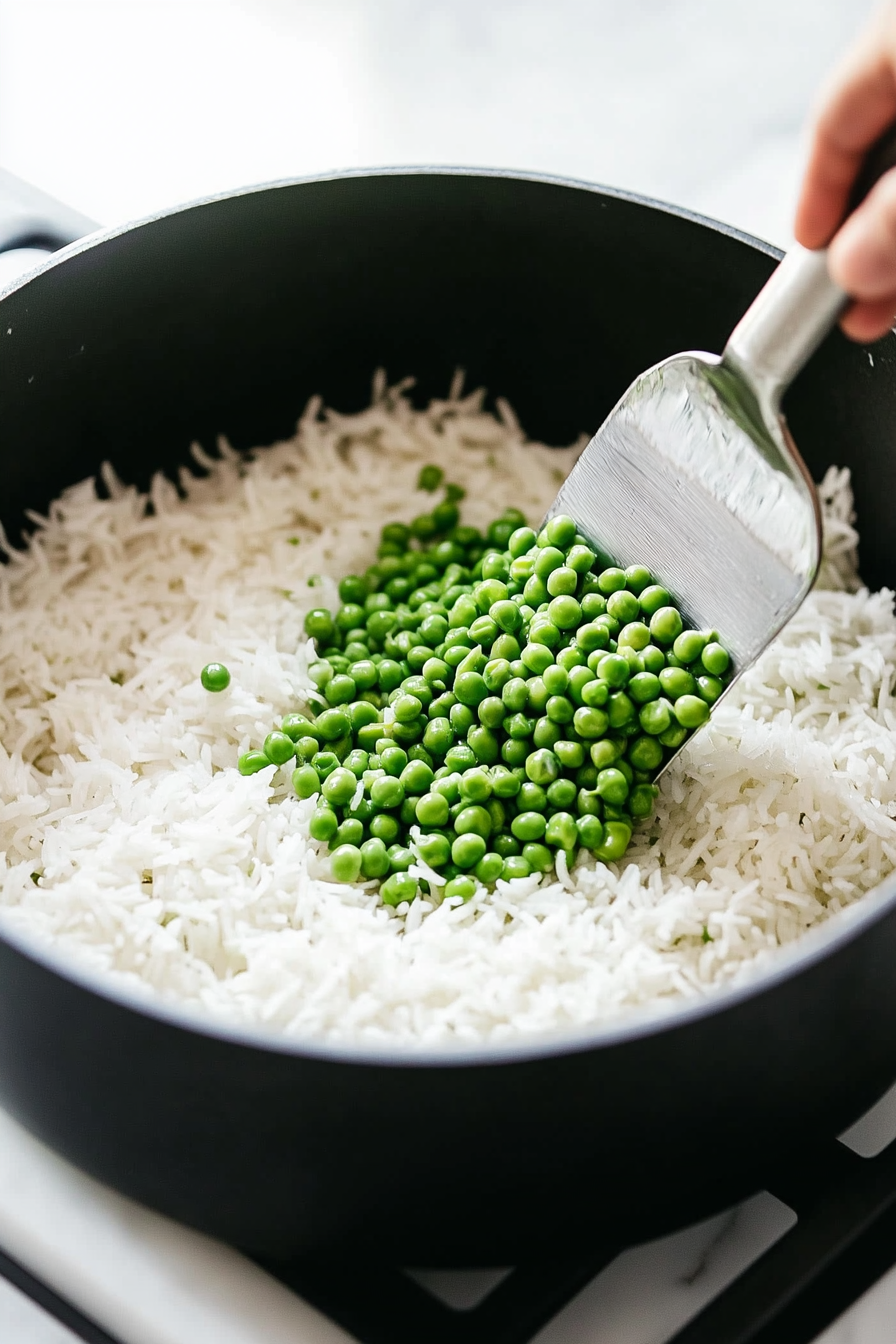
<box><xmin>1</xmin><ymin>169</ymin><xmax>896</xmax><ymax>1260</ymax></box>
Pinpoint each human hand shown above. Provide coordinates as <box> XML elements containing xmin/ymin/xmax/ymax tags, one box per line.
<box><xmin>795</xmin><ymin>2</ymin><xmax>896</xmax><ymax>341</ymax></box>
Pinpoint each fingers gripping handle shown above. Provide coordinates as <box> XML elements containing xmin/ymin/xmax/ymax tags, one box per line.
<box><xmin>723</xmin><ymin>121</ymin><xmax>896</xmax><ymax>408</ymax></box>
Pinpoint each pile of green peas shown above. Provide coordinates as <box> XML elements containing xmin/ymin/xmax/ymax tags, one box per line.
<box><xmin>220</xmin><ymin>473</ymin><xmax>731</xmax><ymax>907</ymax></box>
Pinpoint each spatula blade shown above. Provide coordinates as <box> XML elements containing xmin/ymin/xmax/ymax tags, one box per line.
<box><xmin>547</xmin><ymin>353</ymin><xmax>821</xmax><ymax>670</ymax></box>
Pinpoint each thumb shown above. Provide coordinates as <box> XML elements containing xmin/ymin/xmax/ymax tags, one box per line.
<box><xmin>828</xmin><ymin>166</ymin><xmax>896</xmax><ymax>298</ymax></box>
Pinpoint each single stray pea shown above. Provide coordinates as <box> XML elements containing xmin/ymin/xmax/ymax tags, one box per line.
<box><xmin>200</xmin><ymin>662</ymin><xmax>231</xmax><ymax>693</ymax></box>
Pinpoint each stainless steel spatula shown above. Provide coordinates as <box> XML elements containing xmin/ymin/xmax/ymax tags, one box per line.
<box><xmin>548</xmin><ymin>131</ymin><xmax>896</xmax><ymax>698</ymax></box>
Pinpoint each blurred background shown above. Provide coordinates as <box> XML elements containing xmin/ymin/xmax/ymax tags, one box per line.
<box><xmin>0</xmin><ymin>0</ymin><xmax>879</xmax><ymax>247</ymax></box>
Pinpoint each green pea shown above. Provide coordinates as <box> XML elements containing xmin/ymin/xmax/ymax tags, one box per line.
<box><xmin>492</xmin><ymin>833</ymin><xmax>520</xmax><ymax>858</ymax></box>
<box><xmin>511</xmin><ymin>811</ymin><xmax>547</xmax><ymax>842</ymax></box>
<box><xmin>573</xmin><ymin>706</ymin><xmax>610</xmax><ymax>739</ymax></box>
<box><xmin>368</xmin><ymin>813</ymin><xmax>400</xmax><ymax>844</ymax></box>
<box><xmin>531</xmin><ymin>720</ymin><xmax>561</xmax><ymax>752</ymax></box>
<box><xmin>309</xmin><ymin>805</ymin><xmax>338</xmax><ymax>841</ymax></box>
<box><xmin>421</xmin><ymin>657</ymin><xmax>449</xmax><ymax>687</ymax></box>
<box><xmin>502</xmin><ymin>677</ymin><xmax>530</xmax><ymax>713</ymax></box>
<box><xmin>508</xmin><ymin>526</ymin><xmax>537</xmax><ymax>557</ymax></box>
<box><xmin>356</xmin><ymin>722</ymin><xmax>386</xmax><ymax>752</ymax></box>
<box><xmin>657</xmin><ymin>666</ymin><xmax>693</xmax><ymax>699</ymax></box>
<box><xmin>367</xmin><ymin>609</ymin><xmax>398</xmax><ymax>644</ymax></box>
<box><xmin>607</xmin><ymin>692</ymin><xmax>636</xmax><ymax>728</ymax></box>
<box><xmin>649</xmin><ymin>606</ymin><xmax>684</xmax><ymax>645</ymax></box>
<box><xmin>616</xmin><ymin>621</ymin><xmax>651</xmax><ymax>651</ymax></box>
<box><xmin>459</xmin><ymin>768</ymin><xmax>493</xmax><ymax>804</ymax></box>
<box><xmin>200</xmin><ymin>662</ymin><xmax>231</xmax><ymax>693</ymax></box>
<box><xmin>544</xmin><ymin>514</ymin><xmax>577</xmax><ymax>548</ymax></box>
<box><xmin>567</xmin><ymin>665</ymin><xmax>596</xmax><ymax>704</ymax></box>
<box><xmin>483</xmin><ymin>659</ymin><xmax>512</xmax><ymax>694</ymax></box>
<box><xmin>638</xmin><ymin>644</ymin><xmax>664</xmax><ymax>673</ymax></box>
<box><xmin>546</xmin><ymin>595</ymin><xmax>580</xmax><ymax>630</ymax></box>
<box><xmin>445</xmin><ymin>742</ymin><xmax>477</xmax><ymax>772</ymax></box>
<box><xmin>316</xmin><ymin>707</ymin><xmax>351</xmax><ymax>742</ymax></box>
<box><xmin>399</xmin><ymin>760</ymin><xmax>434</xmax><ymax>796</ymax></box>
<box><xmin>554</xmin><ymin>739</ymin><xmax>585</xmax><ymax>769</ymax></box>
<box><xmin>501</xmin><ymin>737</ymin><xmax>530</xmax><ymax>767</ymax></box>
<box><xmin>321</xmin><ymin>767</ymin><xmax>356</xmax><ymax>807</ymax></box>
<box><xmin>670</xmin><ymin>629</ymin><xmax>704</xmax><ymax>664</ymax></box>
<box><xmin>452</xmin><ymin>671</ymin><xmax>486</xmax><ymax>707</ymax></box>
<box><xmin>452</xmin><ymin>832</ymin><xmax>487</xmax><ymax>869</ymax></box>
<box><xmin>596</xmin><ymin>768</ymin><xmax>629</xmax><ymax>805</ymax></box>
<box><xmin>333</xmin><ymin>819</ymin><xmax>365</xmax><ymax>848</ymax></box>
<box><xmin>478</xmin><ymin>695</ymin><xmax>506</xmax><ymax>729</ymax></box>
<box><xmin>596</xmin><ymin>653</ymin><xmax>630</xmax><ymax>687</ymax></box>
<box><xmin>510</xmin><ymin>554</ymin><xmax>536</xmax><ymax>582</ymax></box>
<box><xmin>544</xmin><ymin>780</ymin><xmax>575</xmax><ymax>813</ymax></box>
<box><xmin>659</xmin><ymin>723</ymin><xmax>688</xmax><ymax>749</ymax></box>
<box><xmin>429</xmin><ymin>692</ymin><xmax>456</xmax><ymax>720</ymax></box>
<box><xmin>522</xmin><ymin>842</ymin><xmax>554</xmax><ymax>873</ymax></box>
<box><xmin>343</xmin><ymin>749</ymin><xmax>369</xmax><ymax>778</ymax></box>
<box><xmin>639</xmin><ymin>585</ymin><xmax>672</xmax><ymax>617</ymax></box>
<box><xmin>519</xmin><ymin>643</ymin><xmax>552</xmax><ymax>675</ymax></box>
<box><xmin>576</xmin><ymin>763</ymin><xmax>599</xmax><ymax>789</ymax></box>
<box><xmin>448</xmin><ymin>704</ymin><xmax>474</xmax><ymax>737</ymax></box>
<box><xmin>597</xmin><ymin>567</ymin><xmax>627</xmax><ymax>594</ymax></box>
<box><xmin>626</xmin><ymin>672</ymin><xmax>661</xmax><ymax>705</ymax></box>
<box><xmin>469</xmin><ymin>851</ymin><xmax>501</xmax><ymax>885</ymax></box>
<box><xmin>483</xmin><ymin>766</ymin><xmax>516</xmax><ymax>799</ymax></box>
<box><xmin>292</xmin><ymin>764</ymin><xmax>321</xmax><ymax>798</ymax></box>
<box><xmin>370</xmin><ymin>775</ymin><xmax>405</xmax><ymax>811</ymax></box>
<box><xmin>529</xmin><ymin>620</ymin><xmax>562</xmax><ymax>649</ymax></box>
<box><xmin>544</xmin><ymin>695</ymin><xmax>574</xmax><ymax>725</ymax></box>
<box><xmin>329</xmin><ymin>844</ymin><xmax>362</xmax><ymax>883</ymax></box>
<box><xmin>388</xmin><ymin>844</ymin><xmax>416</xmax><ymax>872</ymax></box>
<box><xmin>525</xmin><ymin>748</ymin><xmax>560</xmax><ymax>787</ymax></box>
<box><xmin>696</xmin><ymin>674</ymin><xmax>724</xmax><ymax>704</ymax></box>
<box><xmin>443</xmin><ymin>874</ymin><xmax>476</xmax><ymax>901</ymax></box>
<box><xmin>380</xmin><ymin>745</ymin><xmax>408</xmax><ymax>776</ymax></box>
<box><xmin>533</xmin><ymin>545</ymin><xmax>566</xmax><ymax>581</ymax></box>
<box><xmin>417</xmin><ymin>463</ymin><xmax>444</xmax><ymax>492</ymax></box>
<box><xmin>566</xmin><ymin>544</ymin><xmax>596</xmax><ymax>574</ymax></box>
<box><xmin>432</xmin><ymin>771</ymin><xmax>462</xmax><ymax>802</ymax></box>
<box><xmin>261</xmin><ymin>731</ymin><xmax>294</xmax><ymax>766</ymax></box>
<box><xmin>624</xmin><ymin>564</ymin><xmax>653</xmax><ymax>594</ymax></box>
<box><xmin>491</xmin><ymin>633</ymin><xmax>522</xmax><ymax>662</ymax></box>
<box><xmin>594</xmin><ymin>821</ymin><xmax>632</xmax><ymax>862</ymax></box>
<box><xmin>627</xmin><ymin>735</ymin><xmax>664</xmax><ymax>771</ymax></box>
<box><xmin>544</xmin><ymin>566</ymin><xmax>576</xmax><ymax>598</ymax></box>
<box><xmin>467</xmin><ymin>726</ymin><xmax>500</xmax><ymax>763</ymax></box>
<box><xmin>416</xmin><ymin>832</ymin><xmax>452</xmax><ymax>869</ymax></box>
<box><xmin>381</xmin><ymin>872</ymin><xmax>418</xmax><ymax>906</ymax></box>
<box><xmin>454</xmin><ymin>805</ymin><xmax>492</xmax><ymax>840</ymax></box>
<box><xmin>418</xmin><ymin>614</ymin><xmax>448</xmax><ymax>648</ymax></box>
<box><xmin>415</xmin><ymin>791</ymin><xmax>450</xmax><ymax>828</ymax></box>
<box><xmin>581</xmin><ymin>592</ymin><xmax>608</xmax><ymax>619</ymax></box>
<box><xmin>448</xmin><ymin>593</ymin><xmax>478</xmax><ymax>629</ymax></box>
<box><xmin>629</xmin><ymin>783</ymin><xmax>659</xmax><ymax>818</ymax></box>
<box><xmin>576</xmin><ymin>814</ymin><xmax>604</xmax><ymax>849</ymax></box>
<box><xmin>674</xmin><ymin>694</ymin><xmax>710</xmax><ymax>728</ymax></box>
<box><xmin>355</xmin><ymin>837</ymin><xmax>389</xmax><ymax>879</ymax></box>
<box><xmin>607</xmin><ymin>590</ymin><xmax>640</xmax><ymax>624</ymax></box>
<box><xmin>238</xmin><ymin>750</ymin><xmax>270</xmax><ymax>776</ymax></box>
<box><xmin>375</xmin><ymin>661</ymin><xmax>403</xmax><ymax>697</ymax></box>
<box><xmin>311</xmin><ymin>750</ymin><xmax>340</xmax><ymax>779</ymax></box>
<box><xmin>470</xmin><ymin>615</ymin><xmax>499</xmax><ymax>647</ymax></box>
<box><xmin>502</xmin><ymin>855</ymin><xmax>532</xmax><ymax>880</ymax></box>
<box><xmin>391</xmin><ymin>693</ymin><xmax>421</xmax><ymax>724</ymax></box>
<box><xmin>423</xmin><ymin>717</ymin><xmax>454</xmax><ymax>756</ymax></box>
<box><xmin>488</xmin><ymin>599</ymin><xmax>520</xmax><ymax>635</ymax></box>
<box><xmin>349</xmin><ymin>701</ymin><xmax>380</xmax><ymax>733</ymax></box>
<box><xmin>304</xmin><ymin>609</ymin><xmax>336</xmax><ymax>644</ymax></box>
<box><xmin>701</xmin><ymin>642</ymin><xmax>730</xmax><ymax>676</ymax></box>
<box><xmin>545</xmin><ymin>811</ymin><xmax>578</xmax><ymax>851</ymax></box>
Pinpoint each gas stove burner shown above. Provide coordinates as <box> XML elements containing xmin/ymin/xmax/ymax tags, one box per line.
<box><xmin>7</xmin><ymin>1122</ymin><xmax>896</xmax><ymax>1344</ymax></box>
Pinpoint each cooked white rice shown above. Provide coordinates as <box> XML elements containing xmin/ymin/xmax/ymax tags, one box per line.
<box><xmin>0</xmin><ymin>374</ymin><xmax>894</xmax><ymax>1045</ymax></box>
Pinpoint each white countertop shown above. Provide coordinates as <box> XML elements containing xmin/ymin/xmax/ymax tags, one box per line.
<box><xmin>0</xmin><ymin>0</ymin><xmax>891</xmax><ymax>1339</ymax></box>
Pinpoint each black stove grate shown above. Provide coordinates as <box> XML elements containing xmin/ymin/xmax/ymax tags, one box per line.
<box><xmin>6</xmin><ymin>1133</ymin><xmax>896</xmax><ymax>1344</ymax></box>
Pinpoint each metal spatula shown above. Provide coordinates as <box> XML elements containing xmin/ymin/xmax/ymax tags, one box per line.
<box><xmin>548</xmin><ymin>130</ymin><xmax>896</xmax><ymax>718</ymax></box>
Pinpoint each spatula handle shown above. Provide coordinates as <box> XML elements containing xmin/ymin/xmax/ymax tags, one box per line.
<box><xmin>723</xmin><ymin>122</ymin><xmax>896</xmax><ymax>408</ymax></box>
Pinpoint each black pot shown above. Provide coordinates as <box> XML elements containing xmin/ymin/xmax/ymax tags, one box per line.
<box><xmin>0</xmin><ymin>168</ymin><xmax>894</xmax><ymax>1262</ymax></box>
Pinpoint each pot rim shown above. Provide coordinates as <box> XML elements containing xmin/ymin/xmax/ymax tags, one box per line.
<box><xmin>3</xmin><ymin>163</ymin><xmax>889</xmax><ymax>1071</ymax></box>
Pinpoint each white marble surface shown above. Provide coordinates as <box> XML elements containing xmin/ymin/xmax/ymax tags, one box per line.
<box><xmin>0</xmin><ymin>0</ymin><xmax>894</xmax><ymax>1340</ymax></box>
